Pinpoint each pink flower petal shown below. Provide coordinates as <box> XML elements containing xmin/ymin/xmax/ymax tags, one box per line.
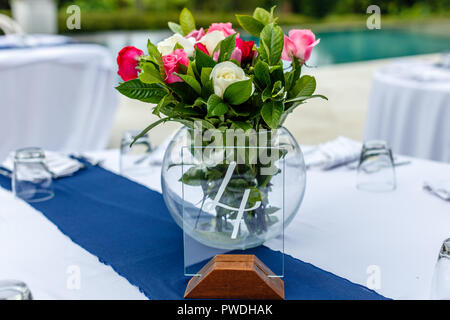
<box><xmin>230</xmin><ymin>47</ymin><xmax>242</xmax><ymax>64</ymax></box>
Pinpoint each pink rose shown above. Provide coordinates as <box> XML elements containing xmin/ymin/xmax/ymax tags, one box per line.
<box><xmin>282</xmin><ymin>29</ymin><xmax>320</xmax><ymax>62</ymax></box>
<box><xmin>212</xmin><ymin>48</ymin><xmax>242</xmax><ymax>64</ymax></box>
<box><xmin>230</xmin><ymin>47</ymin><xmax>242</xmax><ymax>64</ymax></box>
<box><xmin>162</xmin><ymin>49</ymin><xmax>189</xmax><ymax>84</ymax></box>
<box><xmin>186</xmin><ymin>28</ymin><xmax>205</xmax><ymax>41</ymax></box>
<box><xmin>207</xmin><ymin>22</ymin><xmax>237</xmax><ymax>37</ymax></box>
<box><xmin>117</xmin><ymin>46</ymin><xmax>144</xmax><ymax>81</ymax></box>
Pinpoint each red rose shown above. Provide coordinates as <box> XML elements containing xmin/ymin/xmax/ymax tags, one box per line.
<box><xmin>194</xmin><ymin>43</ymin><xmax>209</xmax><ymax>56</ymax></box>
<box><xmin>117</xmin><ymin>46</ymin><xmax>144</xmax><ymax>81</ymax></box>
<box><xmin>236</xmin><ymin>38</ymin><xmax>255</xmax><ymax>63</ymax></box>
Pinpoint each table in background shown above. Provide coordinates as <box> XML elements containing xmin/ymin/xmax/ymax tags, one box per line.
<box><xmin>364</xmin><ymin>59</ymin><xmax>450</xmax><ymax>163</ymax></box>
<box><xmin>0</xmin><ymin>42</ymin><xmax>118</xmax><ymax>160</ymax></box>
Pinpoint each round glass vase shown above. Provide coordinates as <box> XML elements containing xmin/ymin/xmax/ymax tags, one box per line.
<box><xmin>161</xmin><ymin>126</ymin><xmax>306</xmax><ymax>250</ymax></box>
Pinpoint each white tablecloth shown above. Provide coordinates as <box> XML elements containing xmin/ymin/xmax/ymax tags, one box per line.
<box><xmin>364</xmin><ymin>59</ymin><xmax>450</xmax><ymax>163</ymax></box>
<box><xmin>0</xmin><ymin>43</ymin><xmax>118</xmax><ymax>160</ymax></box>
<box><xmin>1</xmin><ymin>149</ymin><xmax>449</xmax><ymax>300</ymax></box>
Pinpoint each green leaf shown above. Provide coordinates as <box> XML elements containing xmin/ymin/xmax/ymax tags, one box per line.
<box><xmin>253</xmin><ymin>60</ymin><xmax>271</xmax><ymax>88</ymax></box>
<box><xmin>174</xmin><ymin>73</ymin><xmax>201</xmax><ymax>95</ymax></box>
<box><xmin>230</xmin><ymin>121</ymin><xmax>252</xmax><ymax>131</ymax></box>
<box><xmin>218</xmin><ymin>33</ymin><xmax>237</xmax><ymax>62</ymax></box>
<box><xmin>168</xmin><ymin>21</ymin><xmax>184</xmax><ymax>35</ymax></box>
<box><xmin>285</xmin><ymin>57</ymin><xmax>301</xmax><ymax>91</ymax></box>
<box><xmin>200</xmin><ymin>67</ymin><xmax>212</xmax><ymax>86</ymax></box>
<box><xmin>173</xmin><ymin>42</ymin><xmax>184</xmax><ymax>51</ymax></box>
<box><xmin>292</xmin><ymin>75</ymin><xmax>316</xmax><ymax>97</ymax></box>
<box><xmin>147</xmin><ymin>40</ymin><xmax>165</xmax><ymax>79</ymax></box>
<box><xmin>115</xmin><ymin>79</ymin><xmax>167</xmax><ymax>103</ymax></box>
<box><xmin>265</xmin><ymin>206</ymin><xmax>280</xmax><ymax>214</ymax></box>
<box><xmin>168</xmin><ymin>81</ymin><xmax>197</xmax><ymax>104</ymax></box>
<box><xmin>181</xmin><ymin>166</ymin><xmax>205</xmax><ymax>186</ymax></box>
<box><xmin>253</xmin><ymin>7</ymin><xmax>271</xmax><ymax>25</ymax></box>
<box><xmin>147</xmin><ymin>40</ymin><xmax>161</xmax><ymax>63</ymax></box>
<box><xmin>269</xmin><ymin>63</ymin><xmax>285</xmax><ymax>85</ymax></box>
<box><xmin>261</xmin><ymin>100</ymin><xmax>283</xmax><ymax>129</ymax></box>
<box><xmin>195</xmin><ymin>48</ymin><xmax>216</xmax><ymax>72</ymax></box>
<box><xmin>261</xmin><ymin>85</ymin><xmax>272</xmax><ymax>102</ymax></box>
<box><xmin>207</xmin><ymin>94</ymin><xmax>229</xmax><ymax>117</ymax></box>
<box><xmin>173</xmin><ymin>102</ymin><xmax>203</xmax><ymax>117</ymax></box>
<box><xmin>139</xmin><ymin>62</ymin><xmax>163</xmax><ymax>84</ymax></box>
<box><xmin>285</xmin><ymin>94</ymin><xmax>328</xmax><ymax>103</ymax></box>
<box><xmin>227</xmin><ymin>105</ymin><xmax>251</xmax><ymax>117</ymax></box>
<box><xmin>191</xmin><ymin>118</ymin><xmax>216</xmax><ymax>129</ymax></box>
<box><xmin>192</xmin><ymin>97</ymin><xmax>207</xmax><ymax>108</ymax></box>
<box><xmin>262</xmin><ymin>81</ymin><xmax>284</xmax><ymax>102</ymax></box>
<box><xmin>171</xmin><ymin>118</ymin><xmax>195</xmax><ymax>128</ymax></box>
<box><xmin>187</xmin><ymin>61</ymin><xmax>196</xmax><ymax>78</ymax></box>
<box><xmin>179</xmin><ymin>8</ymin><xmax>196</xmax><ymax>35</ymax></box>
<box><xmin>236</xmin><ymin>15</ymin><xmax>265</xmax><ymax>37</ymax></box>
<box><xmin>152</xmin><ymin>94</ymin><xmax>172</xmax><ymax>117</ymax></box>
<box><xmin>259</xmin><ymin>23</ymin><xmax>284</xmax><ymax>65</ymax></box>
<box><xmin>271</xmin><ymin>80</ymin><xmax>285</xmax><ymax>100</ymax></box>
<box><xmin>130</xmin><ymin>117</ymin><xmax>169</xmax><ymax>147</ymax></box>
<box><xmin>223</xmin><ymin>79</ymin><xmax>253</xmax><ymax>105</ymax></box>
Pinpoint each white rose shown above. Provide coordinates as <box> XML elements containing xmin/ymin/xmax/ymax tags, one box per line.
<box><xmin>157</xmin><ymin>33</ymin><xmax>195</xmax><ymax>57</ymax></box>
<box><xmin>210</xmin><ymin>61</ymin><xmax>250</xmax><ymax>98</ymax></box>
<box><xmin>198</xmin><ymin>30</ymin><xmax>225</xmax><ymax>56</ymax></box>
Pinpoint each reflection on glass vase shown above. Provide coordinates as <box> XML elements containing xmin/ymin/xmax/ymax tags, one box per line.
<box><xmin>161</xmin><ymin>126</ymin><xmax>306</xmax><ymax>250</ymax></box>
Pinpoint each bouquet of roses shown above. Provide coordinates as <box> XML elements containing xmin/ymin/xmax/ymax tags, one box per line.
<box><xmin>116</xmin><ymin>7</ymin><xmax>325</xmax><ymax>142</ymax></box>
<box><xmin>115</xmin><ymin>7</ymin><xmax>326</xmax><ymax>240</ymax></box>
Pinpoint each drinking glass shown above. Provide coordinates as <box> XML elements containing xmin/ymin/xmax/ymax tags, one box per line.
<box><xmin>0</xmin><ymin>280</ymin><xmax>33</xmax><ymax>300</ymax></box>
<box><xmin>431</xmin><ymin>238</ymin><xmax>450</xmax><ymax>299</ymax></box>
<box><xmin>12</xmin><ymin>147</ymin><xmax>54</xmax><ymax>202</ymax></box>
<box><xmin>356</xmin><ymin>140</ymin><xmax>396</xmax><ymax>192</ymax></box>
<box><xmin>120</xmin><ymin>130</ymin><xmax>153</xmax><ymax>177</ymax></box>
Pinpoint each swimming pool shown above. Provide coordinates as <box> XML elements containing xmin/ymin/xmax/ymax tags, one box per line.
<box><xmin>309</xmin><ymin>29</ymin><xmax>450</xmax><ymax>65</ymax></box>
<box><xmin>77</xmin><ymin>28</ymin><xmax>450</xmax><ymax>66</ymax></box>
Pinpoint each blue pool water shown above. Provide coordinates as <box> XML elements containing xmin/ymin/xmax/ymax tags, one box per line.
<box><xmin>78</xmin><ymin>28</ymin><xmax>450</xmax><ymax>66</ymax></box>
<box><xmin>310</xmin><ymin>29</ymin><xmax>450</xmax><ymax>65</ymax></box>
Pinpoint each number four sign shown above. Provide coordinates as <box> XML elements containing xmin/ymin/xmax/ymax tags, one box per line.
<box><xmin>203</xmin><ymin>162</ymin><xmax>261</xmax><ymax>239</ymax></box>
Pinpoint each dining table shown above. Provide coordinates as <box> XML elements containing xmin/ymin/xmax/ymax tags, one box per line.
<box><xmin>0</xmin><ymin>35</ymin><xmax>118</xmax><ymax>160</ymax></box>
<box><xmin>364</xmin><ymin>58</ymin><xmax>450</xmax><ymax>163</ymax></box>
<box><xmin>0</xmin><ymin>147</ymin><xmax>449</xmax><ymax>300</ymax></box>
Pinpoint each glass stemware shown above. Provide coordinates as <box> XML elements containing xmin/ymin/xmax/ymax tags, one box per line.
<box><xmin>431</xmin><ymin>238</ymin><xmax>450</xmax><ymax>299</ymax></box>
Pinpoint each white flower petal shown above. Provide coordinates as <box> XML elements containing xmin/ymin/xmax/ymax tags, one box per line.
<box><xmin>210</xmin><ymin>62</ymin><xmax>249</xmax><ymax>99</ymax></box>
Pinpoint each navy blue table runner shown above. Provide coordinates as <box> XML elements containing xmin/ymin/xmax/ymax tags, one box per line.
<box><xmin>0</xmin><ymin>163</ymin><xmax>386</xmax><ymax>299</ymax></box>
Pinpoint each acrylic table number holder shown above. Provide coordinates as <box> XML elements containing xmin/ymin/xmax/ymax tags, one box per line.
<box><xmin>180</xmin><ymin>145</ymin><xmax>286</xmax><ymax>299</ymax></box>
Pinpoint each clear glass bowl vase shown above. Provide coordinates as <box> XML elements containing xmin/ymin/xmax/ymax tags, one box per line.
<box><xmin>161</xmin><ymin>126</ymin><xmax>306</xmax><ymax>250</ymax></box>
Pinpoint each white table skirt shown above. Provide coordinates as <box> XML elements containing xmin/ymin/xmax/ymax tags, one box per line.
<box><xmin>0</xmin><ymin>44</ymin><xmax>119</xmax><ymax>160</ymax></box>
<box><xmin>0</xmin><ymin>149</ymin><xmax>449</xmax><ymax>300</ymax></box>
<box><xmin>364</xmin><ymin>60</ymin><xmax>450</xmax><ymax>163</ymax></box>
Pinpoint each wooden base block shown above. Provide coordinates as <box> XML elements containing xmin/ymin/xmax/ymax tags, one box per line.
<box><xmin>184</xmin><ymin>254</ymin><xmax>284</xmax><ymax>300</ymax></box>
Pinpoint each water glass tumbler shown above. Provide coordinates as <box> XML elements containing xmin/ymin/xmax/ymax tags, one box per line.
<box><xmin>120</xmin><ymin>130</ymin><xmax>153</xmax><ymax>177</ymax></box>
<box><xmin>356</xmin><ymin>140</ymin><xmax>396</xmax><ymax>192</ymax></box>
<box><xmin>12</xmin><ymin>147</ymin><xmax>54</xmax><ymax>202</ymax></box>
